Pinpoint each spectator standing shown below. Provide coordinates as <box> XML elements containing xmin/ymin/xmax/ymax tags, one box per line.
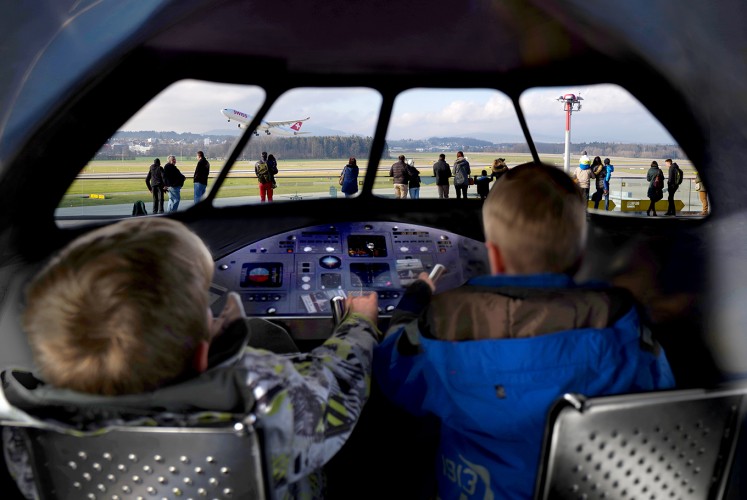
<box><xmin>453</xmin><ymin>151</ymin><xmax>471</xmax><ymax>199</ymax></box>
<box><xmin>695</xmin><ymin>173</ymin><xmax>708</xmax><ymax>215</ymax></box>
<box><xmin>340</xmin><ymin>157</ymin><xmax>359</xmax><ymax>198</ymax></box>
<box><xmin>664</xmin><ymin>159</ymin><xmax>683</xmax><ymax>216</ymax></box>
<box><xmin>193</xmin><ymin>150</ymin><xmax>210</xmax><ymax>203</ymax></box>
<box><xmin>145</xmin><ymin>158</ymin><xmax>165</xmax><ymax>214</ymax></box>
<box><xmin>267</xmin><ymin>153</ymin><xmax>279</xmax><ymax>189</ymax></box>
<box><xmin>590</xmin><ymin>156</ymin><xmax>605</xmax><ymax>208</ymax></box>
<box><xmin>646</xmin><ymin>160</ymin><xmax>665</xmax><ymax>216</ymax></box>
<box><xmin>432</xmin><ymin>154</ymin><xmax>452</xmax><ymax>199</ymax></box>
<box><xmin>255</xmin><ymin>152</ymin><xmax>274</xmax><ymax>202</ymax></box>
<box><xmin>578</xmin><ymin>150</ymin><xmax>591</xmax><ymax>170</ymax></box>
<box><xmin>374</xmin><ymin>163</ymin><xmax>675</xmax><ymax>500</ymax></box>
<box><xmin>475</xmin><ymin>169</ymin><xmax>492</xmax><ymax>200</ymax></box>
<box><xmin>602</xmin><ymin>158</ymin><xmax>614</xmax><ymax>210</ymax></box>
<box><xmin>406</xmin><ymin>159</ymin><xmax>421</xmax><ymax>199</ymax></box>
<box><xmin>490</xmin><ymin>158</ymin><xmax>508</xmax><ymax>182</ymax></box>
<box><xmin>573</xmin><ymin>160</ymin><xmax>593</xmax><ymax>204</ymax></box>
<box><xmin>389</xmin><ymin>155</ymin><xmax>409</xmax><ymax>199</ymax></box>
<box><xmin>163</xmin><ymin>155</ymin><xmax>185</xmax><ymax>212</ymax></box>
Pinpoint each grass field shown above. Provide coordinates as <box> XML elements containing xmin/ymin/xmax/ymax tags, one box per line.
<box><xmin>61</xmin><ymin>153</ymin><xmax>695</xmax><ymax>208</ymax></box>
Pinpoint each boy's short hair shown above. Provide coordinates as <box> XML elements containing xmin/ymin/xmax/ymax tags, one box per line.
<box><xmin>23</xmin><ymin>218</ymin><xmax>214</xmax><ymax>396</ymax></box>
<box><xmin>482</xmin><ymin>162</ymin><xmax>586</xmax><ymax>274</ymax></box>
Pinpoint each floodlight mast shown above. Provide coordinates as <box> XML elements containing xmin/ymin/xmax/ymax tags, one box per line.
<box><xmin>557</xmin><ymin>93</ymin><xmax>583</xmax><ymax>173</ymax></box>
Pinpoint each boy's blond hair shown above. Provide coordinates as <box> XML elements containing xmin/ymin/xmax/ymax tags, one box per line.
<box><xmin>482</xmin><ymin>162</ymin><xmax>586</xmax><ymax>274</ymax></box>
<box><xmin>23</xmin><ymin>218</ymin><xmax>214</xmax><ymax>396</ymax></box>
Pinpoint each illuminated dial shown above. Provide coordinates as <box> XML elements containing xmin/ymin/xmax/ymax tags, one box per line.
<box><xmin>319</xmin><ymin>255</ymin><xmax>342</xmax><ymax>269</ymax></box>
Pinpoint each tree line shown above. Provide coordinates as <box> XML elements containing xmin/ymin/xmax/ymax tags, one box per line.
<box><xmin>104</xmin><ymin>130</ymin><xmax>683</xmax><ymax>161</ymax></box>
<box><xmin>234</xmin><ymin>136</ymin><xmax>388</xmax><ymax>161</ymax></box>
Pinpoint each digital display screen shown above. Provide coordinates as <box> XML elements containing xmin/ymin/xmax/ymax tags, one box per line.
<box><xmin>347</xmin><ymin>235</ymin><xmax>388</xmax><ymax>258</ymax></box>
<box><xmin>240</xmin><ymin>263</ymin><xmax>283</xmax><ymax>288</ymax></box>
<box><xmin>350</xmin><ymin>263</ymin><xmax>392</xmax><ymax>287</ymax></box>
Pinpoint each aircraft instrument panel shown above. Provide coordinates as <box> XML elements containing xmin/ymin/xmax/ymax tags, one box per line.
<box><xmin>210</xmin><ymin>222</ymin><xmax>489</xmax><ymax>317</ymax></box>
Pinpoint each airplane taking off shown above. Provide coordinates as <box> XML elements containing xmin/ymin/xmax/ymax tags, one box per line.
<box><xmin>221</xmin><ymin>108</ymin><xmax>310</xmax><ymax>136</ymax></box>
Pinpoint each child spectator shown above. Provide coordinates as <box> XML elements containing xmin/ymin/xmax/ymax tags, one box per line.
<box><xmin>374</xmin><ymin>162</ymin><xmax>675</xmax><ymax>499</ymax></box>
<box><xmin>474</xmin><ymin>169</ymin><xmax>492</xmax><ymax>200</ymax></box>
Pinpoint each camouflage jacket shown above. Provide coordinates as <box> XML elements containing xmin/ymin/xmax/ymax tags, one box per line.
<box><xmin>3</xmin><ymin>314</ymin><xmax>380</xmax><ymax>499</ymax></box>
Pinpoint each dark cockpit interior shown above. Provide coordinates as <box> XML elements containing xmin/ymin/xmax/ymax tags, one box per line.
<box><xmin>3</xmin><ymin>0</ymin><xmax>747</xmax><ymax>498</ymax></box>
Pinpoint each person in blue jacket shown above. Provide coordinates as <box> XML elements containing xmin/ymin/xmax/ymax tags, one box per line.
<box><xmin>340</xmin><ymin>156</ymin><xmax>359</xmax><ymax>197</ymax></box>
<box><xmin>602</xmin><ymin>157</ymin><xmax>614</xmax><ymax>210</ymax></box>
<box><xmin>592</xmin><ymin>157</ymin><xmax>614</xmax><ymax>210</ymax></box>
<box><xmin>374</xmin><ymin>162</ymin><xmax>675</xmax><ymax>500</ymax></box>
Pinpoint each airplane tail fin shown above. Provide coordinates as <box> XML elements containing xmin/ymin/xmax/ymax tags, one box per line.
<box><xmin>290</xmin><ymin>121</ymin><xmax>304</xmax><ymax>132</ymax></box>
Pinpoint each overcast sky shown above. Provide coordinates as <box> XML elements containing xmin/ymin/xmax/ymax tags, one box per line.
<box><xmin>121</xmin><ymin>80</ymin><xmax>676</xmax><ymax>145</ymax></box>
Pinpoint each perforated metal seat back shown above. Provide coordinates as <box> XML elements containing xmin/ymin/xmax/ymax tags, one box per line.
<box><xmin>21</xmin><ymin>424</ymin><xmax>268</xmax><ymax>500</ymax></box>
<box><xmin>536</xmin><ymin>391</ymin><xmax>745</xmax><ymax>500</ymax></box>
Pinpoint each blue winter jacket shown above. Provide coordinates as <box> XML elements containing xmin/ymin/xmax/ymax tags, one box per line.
<box><xmin>374</xmin><ymin>274</ymin><xmax>675</xmax><ymax>500</ymax></box>
<box><xmin>604</xmin><ymin>164</ymin><xmax>614</xmax><ymax>191</ymax></box>
<box><xmin>340</xmin><ymin>164</ymin><xmax>359</xmax><ymax>195</ymax></box>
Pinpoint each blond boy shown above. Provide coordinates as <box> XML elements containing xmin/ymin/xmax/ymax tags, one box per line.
<box><xmin>375</xmin><ymin>162</ymin><xmax>675</xmax><ymax>499</ymax></box>
<box><xmin>6</xmin><ymin>217</ymin><xmax>380</xmax><ymax>499</ymax></box>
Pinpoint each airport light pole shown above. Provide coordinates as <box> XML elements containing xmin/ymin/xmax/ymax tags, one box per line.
<box><xmin>557</xmin><ymin>93</ymin><xmax>583</xmax><ymax>173</ymax></box>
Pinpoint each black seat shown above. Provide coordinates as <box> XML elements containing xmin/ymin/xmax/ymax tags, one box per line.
<box><xmin>535</xmin><ymin>386</ymin><xmax>747</xmax><ymax>500</ymax></box>
<box><xmin>5</xmin><ymin>417</ymin><xmax>269</xmax><ymax>500</ymax></box>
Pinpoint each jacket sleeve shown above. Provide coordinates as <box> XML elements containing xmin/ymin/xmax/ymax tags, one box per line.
<box><xmin>241</xmin><ymin>314</ymin><xmax>380</xmax><ymax>487</ymax></box>
<box><xmin>145</xmin><ymin>171</ymin><xmax>152</xmax><ymax>191</ymax></box>
<box><xmin>374</xmin><ymin>281</ymin><xmax>433</xmax><ymax>417</ymax></box>
<box><xmin>388</xmin><ymin>280</ymin><xmax>432</xmax><ymax>333</ymax></box>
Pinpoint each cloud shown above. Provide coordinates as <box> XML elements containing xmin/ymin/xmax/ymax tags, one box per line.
<box><xmin>120</xmin><ymin>80</ymin><xmax>676</xmax><ymax>144</ymax></box>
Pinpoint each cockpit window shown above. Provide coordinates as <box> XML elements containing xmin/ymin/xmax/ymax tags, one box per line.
<box><xmin>379</xmin><ymin>89</ymin><xmax>527</xmax><ymax>199</ymax></box>
<box><xmin>56</xmin><ymin>80</ymin><xmax>265</xmax><ymax>221</ymax></box>
<box><xmin>217</xmin><ymin>87</ymin><xmax>382</xmax><ymax>205</ymax></box>
<box><xmin>519</xmin><ymin>84</ymin><xmax>700</xmax><ymax>216</ymax></box>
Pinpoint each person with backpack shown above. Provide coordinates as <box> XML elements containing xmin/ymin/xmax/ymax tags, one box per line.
<box><xmin>255</xmin><ymin>152</ymin><xmax>274</xmax><ymax>202</ymax></box>
<box><xmin>646</xmin><ymin>160</ymin><xmax>665</xmax><ymax>216</ymax></box>
<box><xmin>453</xmin><ymin>151</ymin><xmax>471</xmax><ymax>199</ymax></box>
<box><xmin>664</xmin><ymin>158</ymin><xmax>683</xmax><ymax>216</ymax></box>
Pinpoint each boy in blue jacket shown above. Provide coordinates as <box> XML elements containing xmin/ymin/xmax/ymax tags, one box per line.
<box><xmin>374</xmin><ymin>162</ymin><xmax>675</xmax><ymax>500</ymax></box>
